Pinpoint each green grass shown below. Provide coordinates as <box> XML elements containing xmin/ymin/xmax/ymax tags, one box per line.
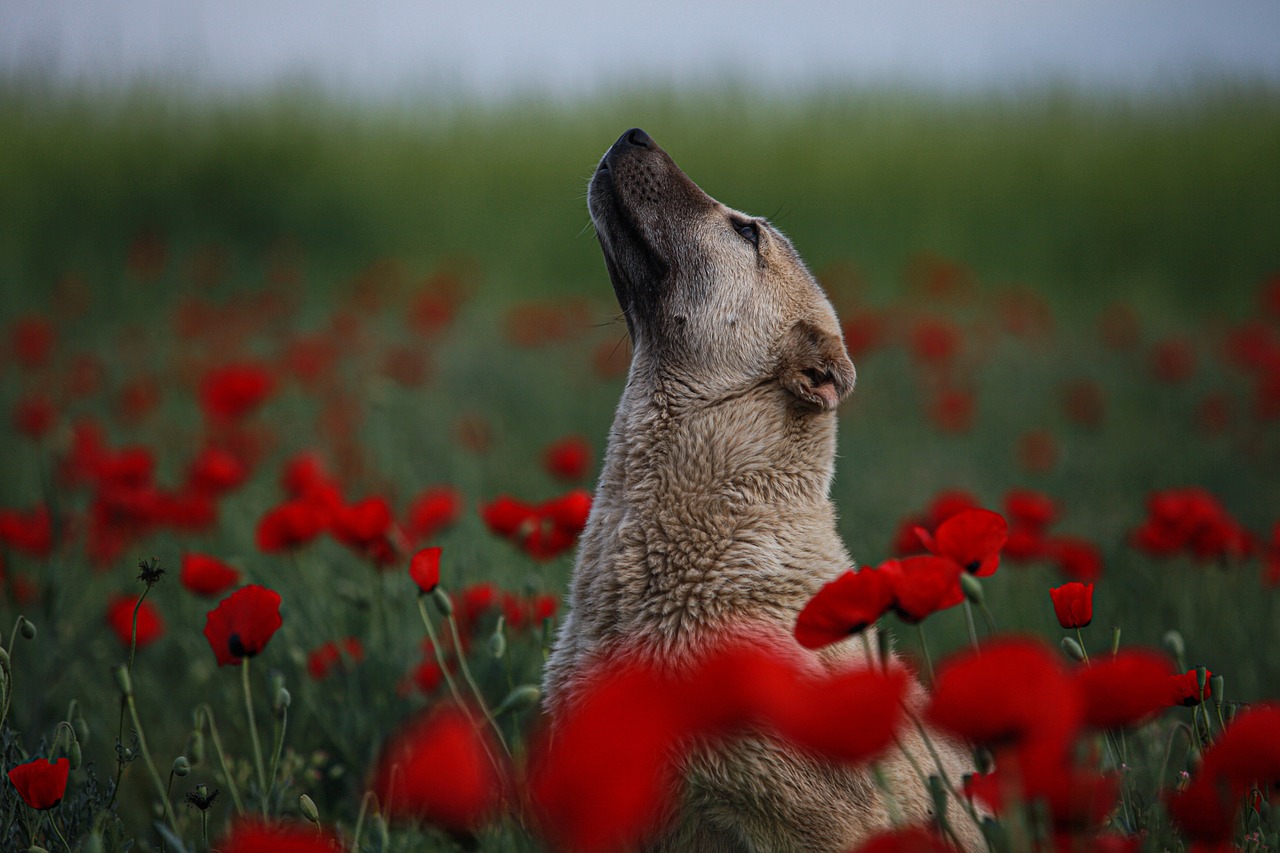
<box><xmin>0</xmin><ymin>82</ymin><xmax>1279</xmax><ymax>850</ymax></box>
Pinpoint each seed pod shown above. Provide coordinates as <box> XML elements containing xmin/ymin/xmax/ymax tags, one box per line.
<box><xmin>73</xmin><ymin>716</ymin><xmax>90</xmax><ymax>747</ymax></box>
<box><xmin>1110</xmin><ymin>626</ymin><xmax>1122</xmax><ymax>655</ymax></box>
<box><xmin>1196</xmin><ymin>666</ymin><xmax>1209</xmax><ymax>701</ymax></box>
<box><xmin>488</xmin><ymin>619</ymin><xmax>507</xmax><ymax>660</ymax></box>
<box><xmin>19</xmin><ymin>618</ymin><xmax>36</xmax><ymax>640</ymax></box>
<box><xmin>1060</xmin><ymin>636</ymin><xmax>1086</xmax><ymax>662</ymax></box>
<box><xmin>69</xmin><ymin>739</ymin><xmax>83</xmax><ymax>770</ymax></box>
<box><xmin>186</xmin><ymin>730</ymin><xmax>206</xmax><ymax>766</ymax></box>
<box><xmin>299</xmin><ymin>794</ymin><xmax>320</xmax><ymax>823</ymax></box>
<box><xmin>112</xmin><ymin>664</ymin><xmax>133</xmax><ymax>697</ymax></box>
<box><xmin>172</xmin><ymin>756</ymin><xmax>190</xmax><ymax>777</ymax></box>
<box><xmin>959</xmin><ymin>573</ymin><xmax>984</xmax><ymax>605</ymax></box>
<box><xmin>1162</xmin><ymin>630</ymin><xmax>1186</xmax><ymax>662</ymax></box>
<box><xmin>274</xmin><ymin>688</ymin><xmax>292</xmax><ymax>717</ymax></box>
<box><xmin>1210</xmin><ymin>674</ymin><xmax>1225</xmax><ymax>709</ymax></box>
<box><xmin>431</xmin><ymin>586</ymin><xmax>454</xmax><ymax>617</ymax></box>
<box><xmin>494</xmin><ymin>684</ymin><xmax>540</xmax><ymax>717</ymax></box>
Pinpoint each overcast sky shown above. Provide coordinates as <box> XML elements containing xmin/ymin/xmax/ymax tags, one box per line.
<box><xmin>4</xmin><ymin>0</ymin><xmax>1279</xmax><ymax>99</ymax></box>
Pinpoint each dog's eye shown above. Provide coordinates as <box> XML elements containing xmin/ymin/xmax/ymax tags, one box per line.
<box><xmin>732</xmin><ymin>218</ymin><xmax>760</xmax><ymax>247</ymax></box>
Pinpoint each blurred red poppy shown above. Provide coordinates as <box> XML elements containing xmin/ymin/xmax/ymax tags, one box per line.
<box><xmin>849</xmin><ymin>827</ymin><xmax>956</xmax><ymax>853</ymax></box>
<box><xmin>1132</xmin><ymin>488</ymin><xmax>1252</xmax><ymax>563</ymax></box>
<box><xmin>105</xmin><ymin>593</ymin><xmax>165</xmax><ymax>648</ymax></box>
<box><xmin>187</xmin><ymin>446</ymin><xmax>249</xmax><ymax>495</ymax></box>
<box><xmin>1061</xmin><ymin>379</ymin><xmax>1106</xmax><ymax>428</ymax></box>
<box><xmin>256</xmin><ymin>501</ymin><xmax>326</xmax><ymax>553</ymax></box>
<box><xmin>214</xmin><ymin>819</ymin><xmax>344</xmax><ymax>853</ymax></box>
<box><xmin>404</xmin><ymin>486</ymin><xmax>461</xmax><ymax>543</ymax></box>
<box><xmin>880</xmin><ymin>556</ymin><xmax>964</xmax><ymax>624</ymax></box>
<box><xmin>1004</xmin><ymin>490</ymin><xmax>1057</xmax><ymax>531</ymax></box>
<box><xmin>307</xmin><ymin>638</ymin><xmax>364</xmax><ymax>680</ymax></box>
<box><xmin>410</xmin><ymin>547</ymin><xmax>441</xmax><ymax>594</ymax></box>
<box><xmin>1049</xmin><ymin>582</ymin><xmax>1093</xmax><ymax>629</ymax></box>
<box><xmin>13</xmin><ymin>393</ymin><xmax>57</xmax><ymax>440</ymax></box>
<box><xmin>1150</xmin><ymin>337</ymin><xmax>1196</xmax><ymax>383</ymax></box>
<box><xmin>1017</xmin><ymin>429</ymin><xmax>1060</xmax><ymax>474</ymax></box>
<box><xmin>909</xmin><ymin>317</ymin><xmax>962</xmax><ymax>367</ymax></box>
<box><xmin>1167</xmin><ymin>669</ymin><xmax>1212</xmax><ymax>707</ymax></box>
<box><xmin>370</xmin><ymin>705</ymin><xmax>505</xmax><ymax>831</ymax></box>
<box><xmin>203</xmin><ymin>585</ymin><xmax>283</xmax><ymax>667</ymax></box>
<box><xmin>11</xmin><ymin>316</ymin><xmax>55</xmax><ymax>369</ymax></box>
<box><xmin>927</xmin><ymin>388</ymin><xmax>975</xmax><ymax>433</ymax></box>
<box><xmin>0</xmin><ymin>504</ymin><xmax>54</xmax><ymax>559</ymax></box>
<box><xmin>918</xmin><ymin>508</ymin><xmax>1008</xmax><ymax>577</ymax></box>
<box><xmin>200</xmin><ymin>362</ymin><xmax>276</xmax><ymax>423</ymax></box>
<box><xmin>1073</xmin><ymin>650</ymin><xmax>1173</xmax><ymax>730</ymax></box>
<box><xmin>1045</xmin><ymin>536</ymin><xmax>1104</xmax><ymax>582</ymax></box>
<box><xmin>7</xmin><ymin>757</ymin><xmax>70</xmax><ymax>810</ymax></box>
<box><xmin>794</xmin><ymin>568</ymin><xmax>894</xmax><ymax>649</ymax></box>
<box><xmin>544</xmin><ymin>435</ymin><xmax>592</xmax><ymax>482</ymax></box>
<box><xmin>180</xmin><ymin>553</ymin><xmax>241</xmax><ymax>597</ymax></box>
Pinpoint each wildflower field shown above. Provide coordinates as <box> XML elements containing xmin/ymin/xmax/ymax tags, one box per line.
<box><xmin>2</xmin><ymin>84</ymin><xmax>1280</xmax><ymax>852</ymax></box>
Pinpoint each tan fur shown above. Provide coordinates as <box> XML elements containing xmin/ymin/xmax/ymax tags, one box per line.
<box><xmin>544</xmin><ymin>129</ymin><xmax>983</xmax><ymax>852</ymax></box>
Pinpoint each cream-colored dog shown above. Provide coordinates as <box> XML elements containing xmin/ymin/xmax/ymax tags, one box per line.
<box><xmin>543</xmin><ymin>128</ymin><xmax>982</xmax><ymax>852</ymax></box>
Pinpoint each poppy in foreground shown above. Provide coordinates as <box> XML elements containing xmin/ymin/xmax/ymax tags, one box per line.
<box><xmin>794</xmin><ymin>568</ymin><xmax>894</xmax><ymax>649</ymax></box>
<box><xmin>8</xmin><ymin>757</ymin><xmax>70</xmax><ymax>810</ymax></box>
<box><xmin>203</xmin><ymin>585</ymin><xmax>283</xmax><ymax>666</ymax></box>
<box><xmin>1049</xmin><ymin>582</ymin><xmax>1094</xmax><ymax>629</ymax></box>
<box><xmin>215</xmin><ymin>818</ymin><xmax>344</xmax><ymax>853</ymax></box>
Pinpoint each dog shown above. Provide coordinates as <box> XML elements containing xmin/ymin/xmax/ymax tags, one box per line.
<box><xmin>543</xmin><ymin>128</ymin><xmax>983</xmax><ymax>852</ymax></box>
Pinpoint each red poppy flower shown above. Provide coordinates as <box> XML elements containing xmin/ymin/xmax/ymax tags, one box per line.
<box><xmin>1048</xmin><ymin>582</ymin><xmax>1093</xmax><ymax>629</ymax></box>
<box><xmin>0</xmin><ymin>504</ymin><xmax>54</xmax><ymax>559</ymax></box>
<box><xmin>917</xmin><ymin>508</ymin><xmax>1007</xmax><ymax>577</ymax></box>
<box><xmin>1196</xmin><ymin>704</ymin><xmax>1280</xmax><ymax>797</ymax></box>
<box><xmin>963</xmin><ymin>771</ymin><xmax>1004</xmax><ymax>815</ymax></box>
<box><xmin>544</xmin><ymin>436</ymin><xmax>592</xmax><ymax>482</ymax></box>
<box><xmin>306</xmin><ymin>638</ymin><xmax>364</xmax><ymax>680</ymax></box>
<box><xmin>766</xmin><ymin>665</ymin><xmax>908</xmax><ymax>765</ymax></box>
<box><xmin>1167</xmin><ymin>669</ymin><xmax>1212</xmax><ymax>707</ymax></box>
<box><xmin>529</xmin><ymin>592</ymin><xmax>558</xmax><ymax>623</ymax></box>
<box><xmin>105</xmin><ymin>593</ymin><xmax>165</xmax><ymax>648</ymax></box>
<box><xmin>370</xmin><ymin>705</ymin><xmax>505</xmax><ymax>831</ymax></box>
<box><xmin>909</xmin><ymin>317</ymin><xmax>962</xmax><ymax>367</ymax></box>
<box><xmin>927</xmin><ymin>387</ymin><xmax>975</xmax><ymax>433</ymax></box>
<box><xmin>187</xmin><ymin>446</ymin><xmax>248</xmax><ymax>495</ymax></box>
<box><xmin>203</xmin><ymin>585</ymin><xmax>283</xmax><ymax>667</ymax></box>
<box><xmin>544</xmin><ymin>490</ymin><xmax>592</xmax><ymax>535</ymax></box>
<box><xmin>879</xmin><ymin>556</ymin><xmax>964</xmax><ymax>624</ymax></box>
<box><xmin>1016</xmin><ymin>429</ymin><xmax>1060</xmax><ymax>474</ymax></box>
<box><xmin>180</xmin><ymin>553</ymin><xmax>241</xmax><ymax>597</ymax></box>
<box><xmin>13</xmin><ymin>393</ymin><xmax>57</xmax><ymax>440</ymax></box>
<box><xmin>199</xmin><ymin>362</ymin><xmax>276</xmax><ymax>423</ymax></box>
<box><xmin>407</xmin><ymin>659</ymin><xmax>444</xmax><ymax>695</ymax></box>
<box><xmin>7</xmin><ymin>757</ymin><xmax>70</xmax><ymax>810</ymax></box>
<box><xmin>404</xmin><ymin>486</ymin><xmax>461</xmax><ymax>543</ymax></box>
<box><xmin>1003</xmin><ymin>526</ymin><xmax>1048</xmax><ymax>561</ymax></box>
<box><xmin>850</xmin><ymin>827</ymin><xmax>956</xmax><ymax>853</ymax></box>
<box><xmin>1150</xmin><ymin>337</ymin><xmax>1196</xmax><ymax>383</ymax></box>
<box><xmin>410</xmin><ymin>547</ymin><xmax>441</xmax><ymax>594</ymax></box>
<box><xmin>480</xmin><ymin>495</ymin><xmax>537</xmax><ymax>538</ymax></box>
<box><xmin>1073</xmin><ymin>650</ymin><xmax>1173</xmax><ymax>730</ymax></box>
<box><xmin>256</xmin><ymin>501</ymin><xmax>325</xmax><ymax>553</ymax></box>
<box><xmin>794</xmin><ymin>568</ymin><xmax>894</xmax><ymax>649</ymax></box>
<box><xmin>331</xmin><ymin>496</ymin><xmax>392</xmax><ymax>545</ymax></box>
<box><xmin>1046</xmin><ymin>536</ymin><xmax>1104</xmax><ymax>582</ymax></box>
<box><xmin>1004</xmin><ymin>489</ymin><xmax>1057</xmax><ymax>531</ymax></box>
<box><xmin>215</xmin><ymin>819</ymin><xmax>344</xmax><ymax>853</ymax></box>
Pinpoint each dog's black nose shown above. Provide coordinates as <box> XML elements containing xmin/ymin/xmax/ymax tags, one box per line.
<box><xmin>622</xmin><ymin>127</ymin><xmax>651</xmax><ymax>149</ymax></box>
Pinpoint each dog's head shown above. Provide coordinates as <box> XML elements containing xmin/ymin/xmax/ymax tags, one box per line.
<box><xmin>588</xmin><ymin>128</ymin><xmax>854</xmax><ymax>412</ymax></box>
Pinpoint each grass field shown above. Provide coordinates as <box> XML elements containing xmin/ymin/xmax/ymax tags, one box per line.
<box><xmin>1</xmin><ymin>82</ymin><xmax>1279</xmax><ymax>851</ymax></box>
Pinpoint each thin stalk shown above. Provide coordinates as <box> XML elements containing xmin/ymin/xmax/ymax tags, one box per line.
<box><xmin>200</xmin><ymin>810</ymin><xmax>210</xmax><ymax>852</ymax></box>
<box><xmin>1158</xmin><ymin>722</ymin><xmax>1195</xmax><ymax>788</ymax></box>
<box><xmin>962</xmin><ymin>600</ymin><xmax>981</xmax><ymax>651</ymax></box>
<box><xmin>240</xmin><ymin>660</ymin><xmax>269</xmax><ymax>812</ymax></box>
<box><xmin>977</xmin><ymin>601</ymin><xmax>998</xmax><ymax>635</ymax></box>
<box><xmin>915</xmin><ymin>623</ymin><xmax>936</xmax><ymax>686</ymax></box>
<box><xmin>870</xmin><ymin>764</ymin><xmax>904</xmax><ymax>826</ymax></box>
<box><xmin>417</xmin><ymin>598</ymin><xmax>473</xmax><ymax>714</ymax></box>
<box><xmin>445</xmin><ymin>611</ymin><xmax>511</xmax><ymax>757</ymax></box>
<box><xmin>902</xmin><ymin>708</ymin><xmax>991</xmax><ymax>849</ymax></box>
<box><xmin>352</xmin><ymin>791</ymin><xmax>377</xmax><ymax>853</ymax></box>
<box><xmin>1075</xmin><ymin>628</ymin><xmax>1091</xmax><ymax>664</ymax></box>
<box><xmin>267</xmin><ymin>705</ymin><xmax>288</xmax><ymax>807</ymax></box>
<box><xmin>124</xmin><ymin>692</ymin><xmax>180</xmax><ymax>834</ymax></box>
<box><xmin>46</xmin><ymin>812</ymin><xmax>73</xmax><ymax>853</ymax></box>
<box><xmin>195</xmin><ymin>705</ymin><xmax>245</xmax><ymax>815</ymax></box>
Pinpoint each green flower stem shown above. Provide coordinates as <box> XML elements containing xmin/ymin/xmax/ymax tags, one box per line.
<box><xmin>353</xmin><ymin>790</ymin><xmax>377</xmax><ymax>853</ymax></box>
<box><xmin>417</xmin><ymin>598</ymin><xmax>474</xmax><ymax>714</ymax></box>
<box><xmin>1</xmin><ymin>615</ymin><xmax>31</xmax><ymax>732</ymax></box>
<box><xmin>267</xmin><ymin>704</ymin><xmax>288</xmax><ymax>807</ymax></box>
<box><xmin>200</xmin><ymin>809</ymin><xmax>210</xmax><ymax>852</ymax></box>
<box><xmin>124</xmin><ymin>690</ymin><xmax>180</xmax><ymax>834</ymax></box>
<box><xmin>903</xmin><ymin>709</ymin><xmax>987</xmax><ymax>836</ymax></box>
<box><xmin>127</xmin><ymin>587</ymin><xmax>153</xmax><ymax>675</ymax></box>
<box><xmin>445</xmin><ymin>610</ymin><xmax>511</xmax><ymax>757</ymax></box>
<box><xmin>870</xmin><ymin>764</ymin><xmax>904</xmax><ymax>825</ymax></box>
<box><xmin>195</xmin><ymin>705</ymin><xmax>245</xmax><ymax>815</ymax></box>
<box><xmin>47</xmin><ymin>810</ymin><xmax>73</xmax><ymax>853</ymax></box>
<box><xmin>241</xmin><ymin>659</ymin><xmax>269</xmax><ymax>812</ymax></box>
<box><xmin>1074</xmin><ymin>628</ymin><xmax>1091</xmax><ymax>664</ymax></box>
<box><xmin>915</xmin><ymin>624</ymin><xmax>936</xmax><ymax>686</ymax></box>
<box><xmin>977</xmin><ymin>601</ymin><xmax>998</xmax><ymax>635</ymax></box>
<box><xmin>962</xmin><ymin>599</ymin><xmax>981</xmax><ymax>651</ymax></box>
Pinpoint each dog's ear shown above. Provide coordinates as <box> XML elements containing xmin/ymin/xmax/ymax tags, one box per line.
<box><xmin>777</xmin><ymin>321</ymin><xmax>856</xmax><ymax>412</ymax></box>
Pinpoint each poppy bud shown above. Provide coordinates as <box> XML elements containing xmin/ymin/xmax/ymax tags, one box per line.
<box><xmin>268</xmin><ymin>670</ymin><xmax>286</xmax><ymax>698</ymax></box>
<box><xmin>1209</xmin><ymin>674</ymin><xmax>1224</xmax><ymax>709</ymax></box>
<box><xmin>274</xmin><ymin>688</ymin><xmax>291</xmax><ymax>717</ymax></box>
<box><xmin>1162</xmin><ymin>630</ymin><xmax>1185</xmax><ymax>661</ymax></box>
<box><xmin>73</xmin><ymin>717</ymin><xmax>89</xmax><ymax>747</ymax></box>
<box><xmin>959</xmin><ymin>573</ymin><xmax>984</xmax><ymax>605</ymax></box>
<box><xmin>26</xmin><ymin>846</ymin><xmax>51</xmax><ymax>853</ymax></box>
<box><xmin>431</xmin><ymin>586</ymin><xmax>454</xmax><ymax>617</ymax></box>
<box><xmin>112</xmin><ymin>664</ymin><xmax>133</xmax><ymax>697</ymax></box>
<box><xmin>1196</xmin><ymin>666</ymin><xmax>1208</xmax><ymax>701</ymax></box>
<box><xmin>494</xmin><ymin>684</ymin><xmax>540</xmax><ymax>717</ymax></box>
<box><xmin>300</xmin><ymin>793</ymin><xmax>320</xmax><ymax>823</ymax></box>
<box><xmin>172</xmin><ymin>756</ymin><xmax>190</xmax><ymax>777</ymax></box>
<box><xmin>0</xmin><ymin>646</ymin><xmax>10</xmax><ymax>670</ymax></box>
<box><xmin>186</xmin><ymin>730</ymin><xmax>205</xmax><ymax>766</ymax></box>
<box><xmin>19</xmin><ymin>617</ymin><xmax>36</xmax><ymax>640</ymax></box>
<box><xmin>488</xmin><ymin>619</ymin><xmax>507</xmax><ymax>660</ymax></box>
<box><xmin>1061</xmin><ymin>636</ymin><xmax>1086</xmax><ymax>662</ymax></box>
<box><xmin>1110</xmin><ymin>626</ymin><xmax>1122</xmax><ymax>655</ymax></box>
<box><xmin>68</xmin><ymin>740</ymin><xmax>82</xmax><ymax>770</ymax></box>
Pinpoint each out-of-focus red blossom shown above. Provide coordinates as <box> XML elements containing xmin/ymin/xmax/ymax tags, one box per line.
<box><xmin>1061</xmin><ymin>379</ymin><xmax>1106</xmax><ymax>428</ymax></box>
<box><xmin>841</xmin><ymin>311</ymin><xmax>888</xmax><ymax>359</ymax></box>
<box><xmin>927</xmin><ymin>637</ymin><xmax>1081</xmax><ymax>771</ymax></box>
<box><xmin>118</xmin><ymin>378</ymin><xmax>161</xmax><ymax>423</ymax></box>
<box><xmin>7</xmin><ymin>757</ymin><xmax>70</xmax><ymax>810</ymax></box>
<box><xmin>0</xmin><ymin>505</ymin><xmax>54</xmax><ymax>559</ymax></box>
<box><xmin>1196</xmin><ymin>393</ymin><xmax>1233</xmax><ymax>435</ymax></box>
<box><xmin>280</xmin><ymin>452</ymin><xmax>331</xmax><ymax>497</ymax></box>
<box><xmin>879</xmin><ymin>556</ymin><xmax>964</xmax><ymax>624</ymax></box>
<box><xmin>404</xmin><ymin>486</ymin><xmax>461</xmax><ymax>543</ymax></box>
<box><xmin>794</xmin><ymin>568</ymin><xmax>895</xmax><ymax>649</ymax></box>
<box><xmin>10</xmin><ymin>317</ymin><xmax>55</xmax><ymax>369</ymax></box>
<box><xmin>1017</xmin><ymin>429</ymin><xmax>1060</xmax><ymax>474</ymax></box>
<box><xmin>180</xmin><ymin>553</ymin><xmax>241</xmax><ymax>597</ymax></box>
<box><xmin>13</xmin><ymin>393</ymin><xmax>57</xmax><ymax>440</ymax></box>
<box><xmin>997</xmin><ymin>288</ymin><xmax>1054</xmax><ymax>340</ymax></box>
<box><xmin>214</xmin><ymin>819</ymin><xmax>344</xmax><ymax>853</ymax></box>
<box><xmin>410</xmin><ymin>547</ymin><xmax>442</xmax><ymax>594</ymax></box>
<box><xmin>1168</xmin><ymin>704</ymin><xmax>1280</xmax><ymax>846</ymax></box>
<box><xmin>1149</xmin><ymin>337</ymin><xmax>1196</xmax><ymax>383</ymax></box>
<box><xmin>203</xmin><ymin>585</ymin><xmax>283</xmax><ymax>667</ymax></box>
<box><xmin>406</xmin><ymin>273</ymin><xmax>463</xmax><ymax>336</ymax></box>
<box><xmin>529</xmin><ymin>592</ymin><xmax>558</xmax><ymax>623</ymax></box>
<box><xmin>187</xmin><ymin>446</ymin><xmax>249</xmax><ymax>495</ymax></box>
<box><xmin>199</xmin><ymin>362</ymin><xmax>277</xmax><ymax>423</ymax></box>
<box><xmin>1004</xmin><ymin>489</ymin><xmax>1057</xmax><ymax>531</ymax></box>
<box><xmin>1048</xmin><ymin>582</ymin><xmax>1093</xmax><ymax>629</ymax></box>
<box><xmin>927</xmin><ymin>388</ymin><xmax>975</xmax><ymax>433</ymax></box>
<box><xmin>370</xmin><ymin>705</ymin><xmax>505</xmax><ymax>831</ymax></box>
<box><xmin>1222</xmin><ymin>320</ymin><xmax>1279</xmax><ymax>374</ymax></box>
<box><xmin>256</xmin><ymin>501</ymin><xmax>325</xmax><ymax>553</ymax></box>
<box><xmin>456</xmin><ymin>582</ymin><xmax>498</xmax><ymax>635</ymax></box>
<box><xmin>283</xmin><ymin>334</ymin><xmax>340</xmax><ymax>386</ymax></box>
<box><xmin>1131</xmin><ymin>487</ymin><xmax>1253</xmax><ymax>562</ymax></box>
<box><xmin>1098</xmin><ymin>303</ymin><xmax>1140</xmax><ymax>351</ymax></box>
<box><xmin>544</xmin><ymin>435</ymin><xmax>592</xmax><ymax>482</ymax></box>
<box><xmin>891</xmin><ymin>490</ymin><xmax>979</xmax><ymax>557</ymax></box>
<box><xmin>1167</xmin><ymin>669</ymin><xmax>1212</xmax><ymax>707</ymax></box>
<box><xmin>454</xmin><ymin>412</ymin><xmax>493</xmax><ymax>454</ymax></box>
<box><xmin>963</xmin><ymin>771</ymin><xmax>1004</xmax><ymax>815</ymax></box>
<box><xmin>848</xmin><ymin>826</ymin><xmax>957</xmax><ymax>853</ymax></box>
<box><xmin>1073</xmin><ymin>650</ymin><xmax>1173</xmax><ymax>730</ymax></box>
<box><xmin>105</xmin><ymin>593</ymin><xmax>165</xmax><ymax>648</ymax></box>
<box><xmin>307</xmin><ymin>637</ymin><xmax>364</xmax><ymax>680</ymax></box>
<box><xmin>917</xmin><ymin>508</ymin><xmax>1007</xmax><ymax>577</ymax></box>
<box><xmin>331</xmin><ymin>497</ymin><xmax>394</xmax><ymax>556</ymax></box>
<box><xmin>909</xmin><ymin>317</ymin><xmax>962</xmax><ymax>367</ymax></box>
<box><xmin>481</xmin><ymin>490</ymin><xmax>592</xmax><ymax>561</ymax></box>
<box><xmin>405</xmin><ymin>659</ymin><xmax>444</xmax><ymax>695</ymax></box>
<box><xmin>1045</xmin><ymin>536</ymin><xmax>1105</xmax><ymax>582</ymax></box>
